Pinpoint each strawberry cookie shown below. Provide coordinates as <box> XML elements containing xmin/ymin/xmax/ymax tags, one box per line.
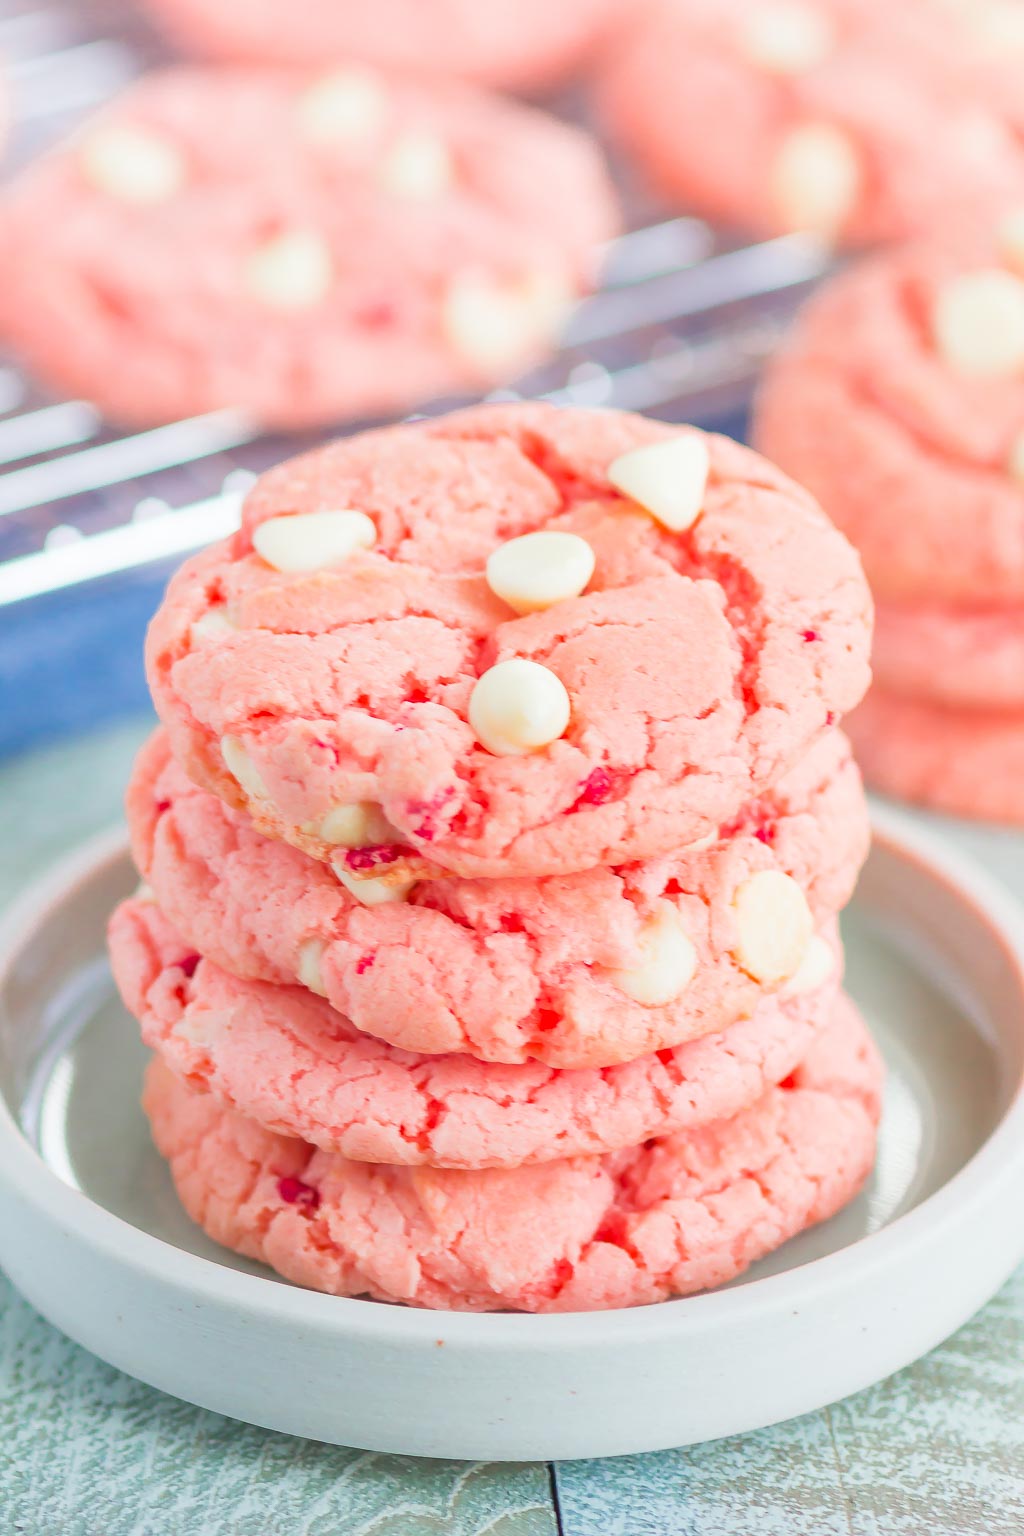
<box><xmin>0</xmin><ymin>69</ymin><xmax>615</xmax><ymax>428</ymax></box>
<box><xmin>598</xmin><ymin>0</ymin><xmax>1024</xmax><ymax>248</ymax></box>
<box><xmin>872</xmin><ymin>600</ymin><xmax>1024</xmax><ymax>713</ymax></box>
<box><xmin>128</xmin><ymin>728</ymin><xmax>867</xmax><ymax>1068</ymax></box>
<box><xmin>146</xmin><ymin>404</ymin><xmax>872</xmax><ymax>879</ymax></box>
<box><xmin>111</xmin><ymin>895</ymin><xmax>843</xmax><ymax>1170</ymax></box>
<box><xmin>142</xmin><ymin>994</ymin><xmax>881</xmax><ymax>1311</ymax></box>
<box><xmin>142</xmin><ymin>0</ymin><xmax>621</xmax><ymax>91</ymax></box>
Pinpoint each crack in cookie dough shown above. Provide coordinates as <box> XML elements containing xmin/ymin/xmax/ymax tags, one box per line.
<box><xmin>111</xmin><ymin>896</ymin><xmax>844</xmax><ymax>1170</ymax></box>
<box><xmin>142</xmin><ymin>994</ymin><xmax>881</xmax><ymax>1311</ymax></box>
<box><xmin>147</xmin><ymin>403</ymin><xmax>871</xmax><ymax>877</ymax></box>
<box><xmin>128</xmin><ymin>727</ymin><xmax>867</xmax><ymax>1067</ymax></box>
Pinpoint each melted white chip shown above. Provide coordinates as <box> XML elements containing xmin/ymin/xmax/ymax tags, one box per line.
<box><xmin>381</xmin><ymin>132</ymin><xmax>453</xmax><ymax>198</ymax></box>
<box><xmin>933</xmin><ymin>268</ymin><xmax>1024</xmax><ymax>377</ymax></box>
<box><xmin>331</xmin><ymin>858</ymin><xmax>416</xmax><ymax>905</ymax></box>
<box><xmin>605</xmin><ymin>902</ymin><xmax>698</xmax><ymax>1006</ymax></box>
<box><xmin>998</xmin><ymin>208</ymin><xmax>1024</xmax><ymax>272</ymax></box>
<box><xmin>469</xmin><ymin>659</ymin><xmax>571</xmax><ymax>756</ymax></box>
<box><xmin>297</xmin><ymin>938</ymin><xmax>328</xmax><ymax>997</ymax></box>
<box><xmin>770</xmin><ymin>122</ymin><xmax>861</xmax><ymax>238</ymax></box>
<box><xmin>296</xmin><ymin>68</ymin><xmax>388</xmax><ymax>147</ymax></box>
<box><xmin>307</xmin><ymin>801</ymin><xmax>396</xmax><ymax>847</ymax></box>
<box><xmin>252</xmin><ymin>509</ymin><xmax>376</xmax><ymax>573</ymax></box>
<box><xmin>607</xmin><ymin>435</ymin><xmax>710</xmax><ymax>532</ymax></box>
<box><xmin>243</xmin><ymin>229</ymin><xmax>333</xmax><ymax>310</ymax></box>
<box><xmin>739</xmin><ymin>2</ymin><xmax>833</xmax><ymax>73</ymax></box>
<box><xmin>133</xmin><ymin>881</ymin><xmax>157</xmax><ymax>904</ymax></box>
<box><xmin>486</xmin><ymin>531</ymin><xmax>595</xmax><ymax>614</ymax></box>
<box><xmin>732</xmin><ymin>870</ymin><xmax>813</xmax><ymax>984</ymax></box>
<box><xmin>782</xmin><ymin>932</ymin><xmax>834</xmax><ymax>996</ymax></box>
<box><xmin>190</xmin><ymin>609</ymin><xmax>236</xmax><ymax>643</ymax></box>
<box><xmin>220</xmin><ymin>735</ymin><xmax>268</xmax><ymax>800</ymax></box>
<box><xmin>80</xmin><ymin>124</ymin><xmax>186</xmax><ymax>203</ymax></box>
<box><xmin>443</xmin><ymin>267</ymin><xmax>573</xmax><ymax>375</ymax></box>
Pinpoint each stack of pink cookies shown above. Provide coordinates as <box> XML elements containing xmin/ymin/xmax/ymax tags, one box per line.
<box><xmin>109</xmin><ymin>401</ymin><xmax>880</xmax><ymax>1312</ymax></box>
<box><xmin>755</xmin><ymin>220</ymin><xmax>1024</xmax><ymax>823</ymax></box>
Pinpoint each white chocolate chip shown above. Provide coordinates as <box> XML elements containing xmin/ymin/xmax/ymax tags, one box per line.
<box><xmin>1008</xmin><ymin>431</ymin><xmax>1024</xmax><ymax>482</ymax></box>
<box><xmin>607</xmin><ymin>435</ymin><xmax>710</xmax><ymax>532</ymax></box>
<box><xmin>220</xmin><ymin>735</ymin><xmax>268</xmax><ymax>800</ymax></box>
<box><xmin>933</xmin><ymin>268</ymin><xmax>1024</xmax><ymax>377</ymax></box>
<box><xmin>297</xmin><ymin>938</ymin><xmax>328</xmax><ymax>997</ymax></box>
<box><xmin>190</xmin><ymin>609</ymin><xmax>236</xmax><ymax>643</ymax></box>
<box><xmin>442</xmin><ymin>267</ymin><xmax>573</xmax><ymax>376</ymax></box>
<box><xmin>381</xmin><ymin>132</ymin><xmax>453</xmax><ymax>199</ymax></box>
<box><xmin>605</xmin><ymin>903</ymin><xmax>698</xmax><ymax>1006</ymax></box>
<box><xmin>770</xmin><ymin>122</ymin><xmax>861</xmax><ymax>238</ymax></box>
<box><xmin>133</xmin><ymin>881</ymin><xmax>157</xmax><ymax>904</ymax></box>
<box><xmin>331</xmin><ymin>858</ymin><xmax>417</xmax><ymax>905</ymax></box>
<box><xmin>732</xmin><ymin>871</ymin><xmax>813</xmax><ymax>984</ymax></box>
<box><xmin>172</xmin><ymin>1011</ymin><xmax>215</xmax><ymax>1047</ymax></box>
<box><xmin>309</xmin><ymin>801</ymin><xmax>396</xmax><ymax>847</ymax></box>
<box><xmin>252</xmin><ymin>509</ymin><xmax>376</xmax><ymax>573</ymax></box>
<box><xmin>243</xmin><ymin>229</ymin><xmax>333</xmax><ymax>310</ymax></box>
<box><xmin>682</xmin><ymin>831</ymin><xmax>718</xmax><ymax>853</ymax></box>
<box><xmin>486</xmin><ymin>531</ymin><xmax>595</xmax><ymax>615</ymax></box>
<box><xmin>469</xmin><ymin>658</ymin><xmax>571</xmax><ymax>757</ymax></box>
<box><xmin>739</xmin><ymin>2</ymin><xmax>833</xmax><ymax>73</ymax></box>
<box><xmin>295</xmin><ymin>68</ymin><xmax>388</xmax><ymax>147</ymax></box>
<box><xmin>80</xmin><ymin>124</ymin><xmax>186</xmax><ymax>203</ymax></box>
<box><xmin>782</xmin><ymin>932</ymin><xmax>834</xmax><ymax>996</ymax></box>
<box><xmin>998</xmin><ymin>208</ymin><xmax>1024</xmax><ymax>272</ymax></box>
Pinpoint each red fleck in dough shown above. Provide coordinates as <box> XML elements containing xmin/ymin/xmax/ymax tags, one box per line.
<box><xmin>142</xmin><ymin>993</ymin><xmax>881</xmax><ymax>1311</ymax></box>
<box><xmin>0</xmin><ymin>70</ymin><xmax>616</xmax><ymax>428</ymax></box>
<box><xmin>128</xmin><ymin>727</ymin><xmax>867</xmax><ymax>1067</ymax></box>
<box><xmin>146</xmin><ymin>403</ymin><xmax>872</xmax><ymax>878</ymax></box>
<box><xmin>111</xmin><ymin>894</ymin><xmax>844</xmax><ymax>1170</ymax></box>
<box><xmin>143</xmin><ymin>0</ymin><xmax>622</xmax><ymax>92</ymax></box>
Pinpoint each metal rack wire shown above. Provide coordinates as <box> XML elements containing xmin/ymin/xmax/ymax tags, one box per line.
<box><xmin>0</xmin><ymin>0</ymin><xmax>831</xmax><ymax>609</ymax></box>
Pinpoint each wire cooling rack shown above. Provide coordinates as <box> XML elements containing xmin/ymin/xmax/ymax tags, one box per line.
<box><xmin>0</xmin><ymin>0</ymin><xmax>832</xmax><ymax>610</ymax></box>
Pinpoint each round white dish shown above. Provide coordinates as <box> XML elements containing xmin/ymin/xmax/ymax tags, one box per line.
<box><xmin>0</xmin><ymin>805</ymin><xmax>1021</xmax><ymax>1462</ymax></box>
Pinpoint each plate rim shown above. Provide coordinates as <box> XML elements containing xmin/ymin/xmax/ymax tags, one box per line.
<box><xmin>1</xmin><ymin>805</ymin><xmax>1023</xmax><ymax>1349</ymax></box>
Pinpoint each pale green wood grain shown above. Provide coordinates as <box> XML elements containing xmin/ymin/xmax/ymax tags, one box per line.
<box><xmin>1</xmin><ymin>722</ymin><xmax>1022</xmax><ymax>1535</ymax></box>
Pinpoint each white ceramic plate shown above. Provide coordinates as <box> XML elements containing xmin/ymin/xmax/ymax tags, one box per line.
<box><xmin>0</xmin><ymin>805</ymin><xmax>1022</xmax><ymax>1462</ymax></box>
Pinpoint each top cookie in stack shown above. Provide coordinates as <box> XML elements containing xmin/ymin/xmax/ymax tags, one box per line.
<box><xmin>111</xmin><ymin>402</ymin><xmax>878</xmax><ymax>1312</ymax></box>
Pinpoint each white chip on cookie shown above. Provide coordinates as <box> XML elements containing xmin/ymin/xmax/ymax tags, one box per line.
<box><xmin>381</xmin><ymin>132</ymin><xmax>453</xmax><ymax>198</ymax></box>
<box><xmin>296</xmin><ymin>68</ymin><xmax>388</xmax><ymax>147</ymax></box>
<box><xmin>307</xmin><ymin>801</ymin><xmax>396</xmax><ymax>847</ymax></box>
<box><xmin>770</xmin><ymin>122</ymin><xmax>861</xmax><ymax>238</ymax></box>
<box><xmin>297</xmin><ymin>938</ymin><xmax>328</xmax><ymax>997</ymax></box>
<box><xmin>469</xmin><ymin>659</ymin><xmax>571</xmax><ymax>756</ymax></box>
<box><xmin>486</xmin><ymin>531</ymin><xmax>595</xmax><ymax>614</ymax></box>
<box><xmin>933</xmin><ymin>269</ymin><xmax>1024</xmax><ymax>376</ymax></box>
<box><xmin>607</xmin><ymin>435</ymin><xmax>710</xmax><ymax>532</ymax></box>
<box><xmin>220</xmin><ymin>735</ymin><xmax>268</xmax><ymax>800</ymax></box>
<box><xmin>782</xmin><ymin>932</ymin><xmax>834</xmax><ymax>995</ymax></box>
<box><xmin>252</xmin><ymin>509</ymin><xmax>376</xmax><ymax>573</ymax></box>
<box><xmin>80</xmin><ymin>124</ymin><xmax>186</xmax><ymax>204</ymax></box>
<box><xmin>1008</xmin><ymin>431</ymin><xmax>1024</xmax><ymax>482</ymax></box>
<box><xmin>739</xmin><ymin>2</ymin><xmax>833</xmax><ymax>74</ymax></box>
<box><xmin>605</xmin><ymin>902</ymin><xmax>698</xmax><ymax>1006</ymax></box>
<box><xmin>732</xmin><ymin>870</ymin><xmax>813</xmax><ymax>984</ymax></box>
<box><xmin>998</xmin><ymin>208</ymin><xmax>1024</xmax><ymax>272</ymax></box>
<box><xmin>442</xmin><ymin>267</ymin><xmax>572</xmax><ymax>375</ymax></box>
<box><xmin>331</xmin><ymin>859</ymin><xmax>417</xmax><ymax>905</ymax></box>
<box><xmin>243</xmin><ymin>229</ymin><xmax>333</xmax><ymax>310</ymax></box>
<box><xmin>190</xmin><ymin>609</ymin><xmax>236</xmax><ymax>642</ymax></box>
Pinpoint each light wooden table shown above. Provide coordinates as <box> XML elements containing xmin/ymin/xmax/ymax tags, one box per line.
<box><xmin>1</xmin><ymin>721</ymin><xmax>1021</xmax><ymax>1536</ymax></box>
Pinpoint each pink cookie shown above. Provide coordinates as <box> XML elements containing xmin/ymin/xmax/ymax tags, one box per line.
<box><xmin>128</xmin><ymin>727</ymin><xmax>867</xmax><ymax>1068</ymax></box>
<box><xmin>754</xmin><ymin>226</ymin><xmax>1024</xmax><ymax>605</ymax></box>
<box><xmin>142</xmin><ymin>0</ymin><xmax>621</xmax><ymax>91</ymax></box>
<box><xmin>873</xmin><ymin>599</ymin><xmax>1024</xmax><ymax>712</ymax></box>
<box><xmin>599</xmin><ymin>0</ymin><xmax>1024</xmax><ymax>249</ymax></box>
<box><xmin>111</xmin><ymin>895</ymin><xmax>843</xmax><ymax>1170</ymax></box>
<box><xmin>849</xmin><ymin>688</ymin><xmax>1024</xmax><ymax>825</ymax></box>
<box><xmin>0</xmin><ymin>70</ymin><xmax>615</xmax><ymax>429</ymax></box>
<box><xmin>146</xmin><ymin>403</ymin><xmax>872</xmax><ymax>879</ymax></box>
<box><xmin>143</xmin><ymin>993</ymin><xmax>881</xmax><ymax>1311</ymax></box>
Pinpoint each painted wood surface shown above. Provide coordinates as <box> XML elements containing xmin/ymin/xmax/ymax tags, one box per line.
<box><xmin>0</xmin><ymin>722</ymin><xmax>1021</xmax><ymax>1535</ymax></box>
